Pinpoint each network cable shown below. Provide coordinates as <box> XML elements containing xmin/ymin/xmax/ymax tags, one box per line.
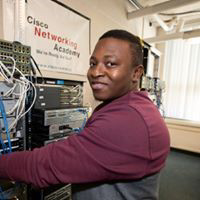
<box><xmin>0</xmin><ymin>41</ymin><xmax>34</xmax><ymax>200</ymax></box>
<box><xmin>72</xmin><ymin>108</ymin><xmax>88</xmax><ymax>133</ymax></box>
<box><xmin>0</xmin><ymin>97</ymin><xmax>12</xmax><ymax>153</ymax></box>
<box><xmin>70</xmin><ymin>85</ymin><xmax>82</xmax><ymax>103</ymax></box>
<box><xmin>0</xmin><ymin>57</ymin><xmax>37</xmax><ymax>131</ymax></box>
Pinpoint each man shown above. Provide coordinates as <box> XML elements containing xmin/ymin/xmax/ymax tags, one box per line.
<box><xmin>0</xmin><ymin>30</ymin><xmax>170</xmax><ymax>200</ymax></box>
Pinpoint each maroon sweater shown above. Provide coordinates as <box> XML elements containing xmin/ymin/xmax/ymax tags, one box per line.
<box><xmin>0</xmin><ymin>91</ymin><xmax>170</xmax><ymax>188</ymax></box>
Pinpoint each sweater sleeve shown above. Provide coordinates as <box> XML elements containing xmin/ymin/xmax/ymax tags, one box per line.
<box><xmin>0</xmin><ymin>106</ymin><xmax>150</xmax><ymax>188</ymax></box>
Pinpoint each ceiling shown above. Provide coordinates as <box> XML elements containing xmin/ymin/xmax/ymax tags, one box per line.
<box><xmin>140</xmin><ymin>0</ymin><xmax>200</xmax><ymax>29</ymax></box>
<box><xmin>127</xmin><ymin>0</ymin><xmax>200</xmax><ymax>42</ymax></box>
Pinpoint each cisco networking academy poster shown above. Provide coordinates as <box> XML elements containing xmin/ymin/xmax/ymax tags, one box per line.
<box><xmin>26</xmin><ymin>0</ymin><xmax>90</xmax><ymax>75</ymax></box>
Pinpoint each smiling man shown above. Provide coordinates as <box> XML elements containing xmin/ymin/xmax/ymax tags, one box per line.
<box><xmin>88</xmin><ymin>37</ymin><xmax>142</xmax><ymax>101</ymax></box>
<box><xmin>0</xmin><ymin>30</ymin><xmax>170</xmax><ymax>200</ymax></box>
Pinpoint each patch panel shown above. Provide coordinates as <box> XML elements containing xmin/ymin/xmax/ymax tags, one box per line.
<box><xmin>0</xmin><ymin>39</ymin><xmax>31</xmax><ymax>74</ymax></box>
<box><xmin>13</xmin><ymin>53</ymin><xmax>30</xmax><ymax>64</ymax></box>
<box><xmin>17</xmin><ymin>63</ymin><xmax>31</xmax><ymax>74</ymax></box>
<box><xmin>0</xmin><ymin>40</ymin><xmax>12</xmax><ymax>51</ymax></box>
<box><xmin>0</xmin><ymin>51</ymin><xmax>13</xmax><ymax>60</ymax></box>
<box><xmin>13</xmin><ymin>42</ymin><xmax>30</xmax><ymax>55</ymax></box>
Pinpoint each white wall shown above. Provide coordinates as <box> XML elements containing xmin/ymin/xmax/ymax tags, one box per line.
<box><xmin>0</xmin><ymin>1</ymin><xmax>2</xmax><ymax>38</ymax></box>
<box><xmin>165</xmin><ymin>118</ymin><xmax>200</xmax><ymax>153</ymax></box>
<box><xmin>0</xmin><ymin>0</ymin><xmax>156</xmax><ymax>109</ymax></box>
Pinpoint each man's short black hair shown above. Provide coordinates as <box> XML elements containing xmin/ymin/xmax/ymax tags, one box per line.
<box><xmin>99</xmin><ymin>29</ymin><xmax>143</xmax><ymax>67</ymax></box>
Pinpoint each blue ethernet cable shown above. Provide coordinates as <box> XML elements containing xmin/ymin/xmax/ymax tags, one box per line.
<box><xmin>81</xmin><ymin>116</ymin><xmax>87</xmax><ymax>130</ymax></box>
<box><xmin>0</xmin><ymin>97</ymin><xmax>12</xmax><ymax>153</ymax></box>
<box><xmin>73</xmin><ymin>108</ymin><xmax>88</xmax><ymax>133</ymax></box>
<box><xmin>0</xmin><ymin>102</ymin><xmax>7</xmax><ymax>154</ymax></box>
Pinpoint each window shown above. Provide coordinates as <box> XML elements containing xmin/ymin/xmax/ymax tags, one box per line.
<box><xmin>163</xmin><ymin>39</ymin><xmax>200</xmax><ymax>122</ymax></box>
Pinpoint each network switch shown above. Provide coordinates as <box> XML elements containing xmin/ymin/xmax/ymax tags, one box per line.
<box><xmin>0</xmin><ymin>39</ymin><xmax>31</xmax><ymax>74</ymax></box>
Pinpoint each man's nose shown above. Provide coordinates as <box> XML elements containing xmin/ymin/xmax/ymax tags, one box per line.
<box><xmin>91</xmin><ymin>63</ymin><xmax>105</xmax><ymax>77</ymax></box>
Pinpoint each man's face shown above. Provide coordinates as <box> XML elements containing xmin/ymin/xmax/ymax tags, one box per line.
<box><xmin>87</xmin><ymin>38</ymin><xmax>137</xmax><ymax>101</ymax></box>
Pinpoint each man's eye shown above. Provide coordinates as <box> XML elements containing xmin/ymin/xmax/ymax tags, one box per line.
<box><xmin>89</xmin><ymin>62</ymin><xmax>96</xmax><ymax>67</ymax></box>
<box><xmin>106</xmin><ymin>62</ymin><xmax>116</xmax><ymax>67</ymax></box>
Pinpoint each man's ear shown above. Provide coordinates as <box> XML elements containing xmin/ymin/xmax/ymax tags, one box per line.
<box><xmin>132</xmin><ymin>65</ymin><xmax>144</xmax><ymax>81</ymax></box>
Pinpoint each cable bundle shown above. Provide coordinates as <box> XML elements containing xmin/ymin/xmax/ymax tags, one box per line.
<box><xmin>69</xmin><ymin>84</ymin><xmax>82</xmax><ymax>103</ymax></box>
<box><xmin>0</xmin><ymin>55</ymin><xmax>36</xmax><ymax>146</ymax></box>
<box><xmin>0</xmin><ymin>49</ymin><xmax>37</xmax><ymax>198</ymax></box>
